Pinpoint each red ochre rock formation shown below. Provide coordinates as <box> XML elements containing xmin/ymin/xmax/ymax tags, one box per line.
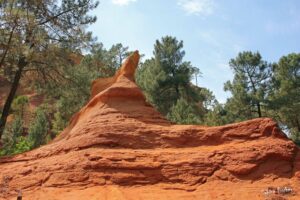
<box><xmin>0</xmin><ymin>51</ymin><xmax>299</xmax><ymax>200</ymax></box>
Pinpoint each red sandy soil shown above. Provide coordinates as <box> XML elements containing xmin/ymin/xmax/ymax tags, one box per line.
<box><xmin>0</xmin><ymin>51</ymin><xmax>299</xmax><ymax>200</ymax></box>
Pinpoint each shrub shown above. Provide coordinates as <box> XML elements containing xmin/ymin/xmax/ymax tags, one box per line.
<box><xmin>167</xmin><ymin>98</ymin><xmax>201</xmax><ymax>124</ymax></box>
<box><xmin>28</xmin><ymin>107</ymin><xmax>49</xmax><ymax>148</ymax></box>
<box><xmin>0</xmin><ymin>116</ymin><xmax>24</xmax><ymax>155</ymax></box>
<box><xmin>11</xmin><ymin>96</ymin><xmax>29</xmax><ymax>118</ymax></box>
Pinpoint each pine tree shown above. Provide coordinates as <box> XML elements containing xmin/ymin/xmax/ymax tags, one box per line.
<box><xmin>270</xmin><ymin>53</ymin><xmax>300</xmax><ymax>143</ymax></box>
<box><xmin>0</xmin><ymin>0</ymin><xmax>99</xmax><ymax>137</ymax></box>
<box><xmin>137</xmin><ymin>36</ymin><xmax>200</xmax><ymax>115</ymax></box>
<box><xmin>224</xmin><ymin>51</ymin><xmax>272</xmax><ymax>120</ymax></box>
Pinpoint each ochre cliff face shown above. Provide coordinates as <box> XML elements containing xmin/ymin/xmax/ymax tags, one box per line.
<box><xmin>0</xmin><ymin>51</ymin><xmax>299</xmax><ymax>200</ymax></box>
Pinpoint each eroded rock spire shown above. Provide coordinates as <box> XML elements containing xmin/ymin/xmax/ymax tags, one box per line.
<box><xmin>91</xmin><ymin>50</ymin><xmax>140</xmax><ymax>98</ymax></box>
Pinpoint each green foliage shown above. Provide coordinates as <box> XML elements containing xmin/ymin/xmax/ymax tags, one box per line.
<box><xmin>28</xmin><ymin>107</ymin><xmax>49</xmax><ymax>148</ymax></box>
<box><xmin>220</xmin><ymin>51</ymin><xmax>299</xmax><ymax>145</ymax></box>
<box><xmin>51</xmin><ymin>94</ymin><xmax>85</xmax><ymax>135</ymax></box>
<box><xmin>137</xmin><ymin>36</ymin><xmax>212</xmax><ymax>124</ymax></box>
<box><xmin>0</xmin><ymin>135</ymin><xmax>31</xmax><ymax>156</ymax></box>
<box><xmin>224</xmin><ymin>51</ymin><xmax>272</xmax><ymax>120</ymax></box>
<box><xmin>52</xmin><ymin>111</ymin><xmax>68</xmax><ymax>136</ymax></box>
<box><xmin>49</xmin><ymin>43</ymin><xmax>132</xmax><ymax>135</ymax></box>
<box><xmin>0</xmin><ymin>106</ymin><xmax>51</xmax><ymax>156</ymax></box>
<box><xmin>204</xmin><ymin>103</ymin><xmax>230</xmax><ymax>126</ymax></box>
<box><xmin>11</xmin><ymin>96</ymin><xmax>29</xmax><ymax>117</ymax></box>
<box><xmin>10</xmin><ymin>116</ymin><xmax>23</xmax><ymax>139</ymax></box>
<box><xmin>0</xmin><ymin>116</ymin><xmax>25</xmax><ymax>155</ymax></box>
<box><xmin>269</xmin><ymin>53</ymin><xmax>300</xmax><ymax>142</ymax></box>
<box><xmin>167</xmin><ymin>98</ymin><xmax>201</xmax><ymax>124</ymax></box>
<box><xmin>137</xmin><ymin>36</ymin><xmax>194</xmax><ymax>114</ymax></box>
<box><xmin>84</xmin><ymin>43</ymin><xmax>124</xmax><ymax>77</ymax></box>
<box><xmin>0</xmin><ymin>0</ymin><xmax>99</xmax><ymax>137</ymax></box>
<box><xmin>11</xmin><ymin>136</ymin><xmax>32</xmax><ymax>155</ymax></box>
<box><xmin>108</xmin><ymin>43</ymin><xmax>132</xmax><ymax>69</ymax></box>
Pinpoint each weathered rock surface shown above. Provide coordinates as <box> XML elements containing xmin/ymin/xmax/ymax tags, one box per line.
<box><xmin>0</xmin><ymin>51</ymin><xmax>299</xmax><ymax>199</ymax></box>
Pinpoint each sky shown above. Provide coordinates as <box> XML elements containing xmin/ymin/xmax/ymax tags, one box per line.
<box><xmin>89</xmin><ymin>0</ymin><xmax>300</xmax><ymax>103</ymax></box>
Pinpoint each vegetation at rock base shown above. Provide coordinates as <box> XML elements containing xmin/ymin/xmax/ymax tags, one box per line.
<box><xmin>28</xmin><ymin>107</ymin><xmax>49</xmax><ymax>148</ymax></box>
<box><xmin>0</xmin><ymin>2</ymin><xmax>299</xmax><ymax>156</ymax></box>
<box><xmin>208</xmin><ymin>52</ymin><xmax>300</xmax><ymax>144</ymax></box>
<box><xmin>269</xmin><ymin>53</ymin><xmax>300</xmax><ymax>143</ymax></box>
<box><xmin>11</xmin><ymin>96</ymin><xmax>29</xmax><ymax>118</ymax></box>
<box><xmin>136</xmin><ymin>37</ymin><xmax>299</xmax><ymax>144</ymax></box>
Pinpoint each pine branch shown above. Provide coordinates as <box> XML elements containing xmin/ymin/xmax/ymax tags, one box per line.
<box><xmin>37</xmin><ymin>3</ymin><xmax>89</xmax><ymax>26</ymax></box>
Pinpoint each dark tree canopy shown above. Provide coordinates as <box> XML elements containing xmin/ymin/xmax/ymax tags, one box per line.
<box><xmin>270</xmin><ymin>53</ymin><xmax>300</xmax><ymax>142</ymax></box>
<box><xmin>137</xmin><ymin>36</ymin><xmax>213</xmax><ymax>124</ymax></box>
<box><xmin>0</xmin><ymin>0</ymin><xmax>99</xmax><ymax>136</ymax></box>
<box><xmin>224</xmin><ymin>51</ymin><xmax>272</xmax><ymax>120</ymax></box>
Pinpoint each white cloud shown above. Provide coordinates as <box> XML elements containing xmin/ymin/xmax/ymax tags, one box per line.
<box><xmin>177</xmin><ymin>0</ymin><xmax>215</xmax><ymax>16</ymax></box>
<box><xmin>111</xmin><ymin>0</ymin><xmax>137</xmax><ymax>6</ymax></box>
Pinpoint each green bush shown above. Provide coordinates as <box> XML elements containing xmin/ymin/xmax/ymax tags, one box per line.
<box><xmin>0</xmin><ymin>116</ymin><xmax>24</xmax><ymax>155</ymax></box>
<box><xmin>12</xmin><ymin>136</ymin><xmax>32</xmax><ymax>154</ymax></box>
<box><xmin>167</xmin><ymin>98</ymin><xmax>201</xmax><ymax>124</ymax></box>
<box><xmin>28</xmin><ymin>107</ymin><xmax>49</xmax><ymax>148</ymax></box>
<box><xmin>11</xmin><ymin>96</ymin><xmax>29</xmax><ymax>118</ymax></box>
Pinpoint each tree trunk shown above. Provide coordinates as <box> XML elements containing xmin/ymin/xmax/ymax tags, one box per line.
<box><xmin>175</xmin><ymin>84</ymin><xmax>179</xmax><ymax>98</ymax></box>
<box><xmin>257</xmin><ymin>102</ymin><xmax>262</xmax><ymax>118</ymax></box>
<box><xmin>296</xmin><ymin>119</ymin><xmax>300</xmax><ymax>133</ymax></box>
<box><xmin>0</xmin><ymin>57</ymin><xmax>27</xmax><ymax>137</ymax></box>
<box><xmin>249</xmin><ymin>78</ymin><xmax>262</xmax><ymax>118</ymax></box>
